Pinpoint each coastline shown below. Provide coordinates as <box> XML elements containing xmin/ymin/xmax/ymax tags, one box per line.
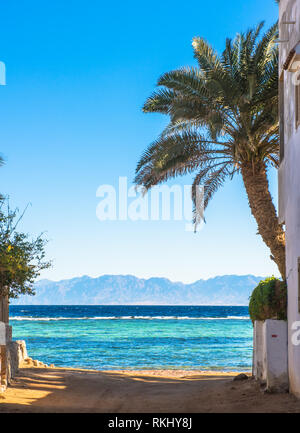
<box><xmin>22</xmin><ymin>354</ymin><xmax>252</xmax><ymax>374</ymax></box>
<box><xmin>48</xmin><ymin>367</ymin><xmax>251</xmax><ymax>376</ymax></box>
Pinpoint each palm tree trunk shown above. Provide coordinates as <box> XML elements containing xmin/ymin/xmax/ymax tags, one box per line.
<box><xmin>241</xmin><ymin>162</ymin><xmax>286</xmax><ymax>279</ymax></box>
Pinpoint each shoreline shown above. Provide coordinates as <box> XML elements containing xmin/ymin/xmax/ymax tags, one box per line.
<box><xmin>21</xmin><ymin>354</ymin><xmax>250</xmax><ymax>375</ymax></box>
<box><xmin>46</xmin><ymin>366</ymin><xmax>251</xmax><ymax>376</ymax></box>
<box><xmin>15</xmin><ymin>342</ymin><xmax>253</xmax><ymax>377</ymax></box>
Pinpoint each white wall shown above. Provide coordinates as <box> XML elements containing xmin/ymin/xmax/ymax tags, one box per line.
<box><xmin>283</xmin><ymin>129</ymin><xmax>300</xmax><ymax>396</ymax></box>
<box><xmin>253</xmin><ymin>320</ymin><xmax>288</xmax><ymax>392</ymax></box>
<box><xmin>264</xmin><ymin>320</ymin><xmax>288</xmax><ymax>392</ymax></box>
<box><xmin>279</xmin><ymin>0</ymin><xmax>300</xmax><ymax>397</ymax></box>
<box><xmin>0</xmin><ymin>322</ymin><xmax>5</xmax><ymax>346</ymax></box>
<box><xmin>253</xmin><ymin>321</ymin><xmax>266</xmax><ymax>381</ymax></box>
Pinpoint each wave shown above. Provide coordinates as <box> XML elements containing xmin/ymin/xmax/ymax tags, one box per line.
<box><xmin>10</xmin><ymin>315</ymin><xmax>250</xmax><ymax>321</ymax></box>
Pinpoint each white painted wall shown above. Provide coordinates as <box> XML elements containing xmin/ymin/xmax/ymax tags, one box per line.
<box><xmin>264</xmin><ymin>320</ymin><xmax>288</xmax><ymax>392</ymax></box>
<box><xmin>279</xmin><ymin>0</ymin><xmax>300</xmax><ymax>397</ymax></box>
<box><xmin>253</xmin><ymin>321</ymin><xmax>266</xmax><ymax>382</ymax></box>
<box><xmin>253</xmin><ymin>320</ymin><xmax>288</xmax><ymax>392</ymax></box>
<box><xmin>0</xmin><ymin>322</ymin><xmax>5</xmax><ymax>346</ymax></box>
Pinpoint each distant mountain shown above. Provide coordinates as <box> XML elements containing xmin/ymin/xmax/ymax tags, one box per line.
<box><xmin>10</xmin><ymin>274</ymin><xmax>264</xmax><ymax>306</ymax></box>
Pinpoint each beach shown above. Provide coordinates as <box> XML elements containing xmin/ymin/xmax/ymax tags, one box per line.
<box><xmin>4</xmin><ymin>306</ymin><xmax>297</xmax><ymax>413</ymax></box>
<box><xmin>1</xmin><ymin>364</ymin><xmax>300</xmax><ymax>413</ymax></box>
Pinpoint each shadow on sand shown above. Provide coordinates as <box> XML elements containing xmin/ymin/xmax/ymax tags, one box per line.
<box><xmin>0</xmin><ymin>367</ymin><xmax>298</xmax><ymax>413</ymax></box>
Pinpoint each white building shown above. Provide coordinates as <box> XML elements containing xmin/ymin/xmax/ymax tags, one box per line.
<box><xmin>0</xmin><ymin>297</ymin><xmax>9</xmax><ymax>391</ymax></box>
<box><xmin>278</xmin><ymin>0</ymin><xmax>300</xmax><ymax>397</ymax></box>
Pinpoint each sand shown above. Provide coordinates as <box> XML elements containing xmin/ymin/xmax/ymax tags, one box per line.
<box><xmin>0</xmin><ymin>365</ymin><xmax>300</xmax><ymax>413</ymax></box>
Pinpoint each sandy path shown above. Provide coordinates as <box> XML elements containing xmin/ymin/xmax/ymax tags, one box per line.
<box><xmin>0</xmin><ymin>366</ymin><xmax>300</xmax><ymax>413</ymax></box>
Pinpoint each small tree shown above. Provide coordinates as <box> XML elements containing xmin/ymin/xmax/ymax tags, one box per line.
<box><xmin>0</xmin><ymin>200</ymin><xmax>51</xmax><ymax>299</ymax></box>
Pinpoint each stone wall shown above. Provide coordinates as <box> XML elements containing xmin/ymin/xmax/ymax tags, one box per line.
<box><xmin>6</xmin><ymin>340</ymin><xmax>28</xmax><ymax>384</ymax></box>
<box><xmin>0</xmin><ymin>319</ymin><xmax>30</xmax><ymax>391</ymax></box>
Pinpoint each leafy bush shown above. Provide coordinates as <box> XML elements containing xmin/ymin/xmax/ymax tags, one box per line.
<box><xmin>0</xmin><ymin>200</ymin><xmax>51</xmax><ymax>299</ymax></box>
<box><xmin>249</xmin><ymin>277</ymin><xmax>287</xmax><ymax>323</ymax></box>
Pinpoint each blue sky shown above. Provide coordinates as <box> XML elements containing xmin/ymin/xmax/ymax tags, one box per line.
<box><xmin>0</xmin><ymin>0</ymin><xmax>279</xmax><ymax>283</ymax></box>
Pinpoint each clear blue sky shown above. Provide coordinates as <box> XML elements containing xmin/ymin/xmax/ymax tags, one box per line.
<box><xmin>0</xmin><ymin>0</ymin><xmax>279</xmax><ymax>283</ymax></box>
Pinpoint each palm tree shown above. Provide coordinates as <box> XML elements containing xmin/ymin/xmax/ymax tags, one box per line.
<box><xmin>135</xmin><ymin>22</ymin><xmax>286</xmax><ymax>279</ymax></box>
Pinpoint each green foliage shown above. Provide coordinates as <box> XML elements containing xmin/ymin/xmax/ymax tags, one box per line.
<box><xmin>0</xmin><ymin>200</ymin><xmax>51</xmax><ymax>299</ymax></box>
<box><xmin>249</xmin><ymin>277</ymin><xmax>287</xmax><ymax>323</ymax></box>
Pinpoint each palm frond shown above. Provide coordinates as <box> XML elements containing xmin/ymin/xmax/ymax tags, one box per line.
<box><xmin>136</xmin><ymin>22</ymin><xmax>279</xmax><ymax>217</ymax></box>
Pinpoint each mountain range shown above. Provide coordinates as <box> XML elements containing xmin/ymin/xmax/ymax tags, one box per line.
<box><xmin>10</xmin><ymin>274</ymin><xmax>265</xmax><ymax>305</ymax></box>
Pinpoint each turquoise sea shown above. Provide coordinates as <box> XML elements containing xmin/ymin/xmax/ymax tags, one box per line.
<box><xmin>10</xmin><ymin>305</ymin><xmax>252</xmax><ymax>371</ymax></box>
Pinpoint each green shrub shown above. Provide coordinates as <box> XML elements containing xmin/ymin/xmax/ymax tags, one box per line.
<box><xmin>249</xmin><ymin>277</ymin><xmax>287</xmax><ymax>323</ymax></box>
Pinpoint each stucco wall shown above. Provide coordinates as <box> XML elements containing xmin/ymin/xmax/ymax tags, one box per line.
<box><xmin>253</xmin><ymin>320</ymin><xmax>288</xmax><ymax>392</ymax></box>
<box><xmin>279</xmin><ymin>0</ymin><xmax>299</xmax><ymax>72</ymax></box>
<box><xmin>0</xmin><ymin>322</ymin><xmax>5</xmax><ymax>346</ymax></box>
<box><xmin>279</xmin><ymin>0</ymin><xmax>300</xmax><ymax>397</ymax></box>
<box><xmin>264</xmin><ymin>320</ymin><xmax>288</xmax><ymax>392</ymax></box>
<box><xmin>253</xmin><ymin>321</ymin><xmax>266</xmax><ymax>382</ymax></box>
